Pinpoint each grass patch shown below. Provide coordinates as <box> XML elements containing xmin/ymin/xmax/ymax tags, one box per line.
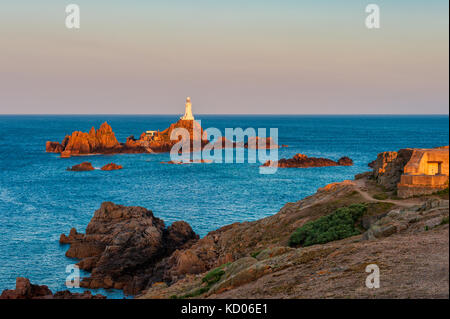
<box><xmin>372</xmin><ymin>193</ymin><xmax>388</xmax><ymax>200</ymax></box>
<box><xmin>440</xmin><ymin>216</ymin><xmax>449</xmax><ymax>226</ymax></box>
<box><xmin>174</xmin><ymin>262</ymin><xmax>231</xmax><ymax>299</ymax></box>
<box><xmin>202</xmin><ymin>267</ymin><xmax>226</xmax><ymax>286</ymax></box>
<box><xmin>289</xmin><ymin>204</ymin><xmax>367</xmax><ymax>247</ymax></box>
<box><xmin>435</xmin><ymin>188</ymin><xmax>449</xmax><ymax>199</ymax></box>
<box><xmin>250</xmin><ymin>250</ymin><xmax>262</xmax><ymax>258</ymax></box>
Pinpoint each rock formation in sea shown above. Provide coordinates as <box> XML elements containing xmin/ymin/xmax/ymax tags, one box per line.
<box><xmin>67</xmin><ymin>162</ymin><xmax>95</xmax><ymax>171</ymax></box>
<box><xmin>0</xmin><ymin>277</ymin><xmax>106</xmax><ymax>299</ymax></box>
<box><xmin>46</xmin><ymin>119</ymin><xmax>279</xmax><ymax>157</ymax></box>
<box><xmin>101</xmin><ymin>163</ymin><xmax>123</xmax><ymax>171</ymax></box>
<box><xmin>46</xmin><ymin>122</ymin><xmax>149</xmax><ymax>158</ymax></box>
<box><xmin>59</xmin><ymin>202</ymin><xmax>199</xmax><ymax>295</ymax></box>
<box><xmin>262</xmin><ymin>153</ymin><xmax>353</xmax><ymax>168</ymax></box>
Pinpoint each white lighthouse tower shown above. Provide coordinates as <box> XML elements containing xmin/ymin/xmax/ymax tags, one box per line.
<box><xmin>180</xmin><ymin>97</ymin><xmax>195</xmax><ymax>121</ymax></box>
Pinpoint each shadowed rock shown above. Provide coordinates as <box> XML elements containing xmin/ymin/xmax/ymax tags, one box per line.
<box><xmin>60</xmin><ymin>202</ymin><xmax>199</xmax><ymax>295</ymax></box>
<box><xmin>0</xmin><ymin>277</ymin><xmax>105</xmax><ymax>299</ymax></box>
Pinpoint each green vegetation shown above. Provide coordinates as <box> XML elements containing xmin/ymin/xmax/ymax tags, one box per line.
<box><xmin>372</xmin><ymin>193</ymin><xmax>388</xmax><ymax>200</ymax></box>
<box><xmin>202</xmin><ymin>266</ymin><xmax>226</xmax><ymax>286</ymax></box>
<box><xmin>250</xmin><ymin>250</ymin><xmax>262</xmax><ymax>258</ymax></box>
<box><xmin>440</xmin><ymin>216</ymin><xmax>449</xmax><ymax>225</ymax></box>
<box><xmin>435</xmin><ymin>188</ymin><xmax>449</xmax><ymax>199</ymax></box>
<box><xmin>289</xmin><ymin>204</ymin><xmax>367</xmax><ymax>247</ymax></box>
<box><xmin>174</xmin><ymin>262</ymin><xmax>231</xmax><ymax>299</ymax></box>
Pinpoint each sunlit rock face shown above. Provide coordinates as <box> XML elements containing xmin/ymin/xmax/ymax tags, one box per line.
<box><xmin>369</xmin><ymin>146</ymin><xmax>449</xmax><ymax>198</ymax></box>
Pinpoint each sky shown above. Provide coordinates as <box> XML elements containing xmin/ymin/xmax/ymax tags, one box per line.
<box><xmin>0</xmin><ymin>0</ymin><xmax>448</xmax><ymax>114</ymax></box>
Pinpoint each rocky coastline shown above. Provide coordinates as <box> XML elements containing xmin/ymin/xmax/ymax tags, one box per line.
<box><xmin>4</xmin><ymin>147</ymin><xmax>448</xmax><ymax>299</ymax></box>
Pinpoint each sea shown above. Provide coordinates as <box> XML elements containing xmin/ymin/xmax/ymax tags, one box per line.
<box><xmin>0</xmin><ymin>115</ymin><xmax>448</xmax><ymax>298</ymax></box>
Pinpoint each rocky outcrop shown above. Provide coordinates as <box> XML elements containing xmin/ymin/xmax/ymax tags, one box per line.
<box><xmin>67</xmin><ymin>162</ymin><xmax>95</xmax><ymax>171</ymax></box>
<box><xmin>46</xmin><ymin>120</ymin><xmax>283</xmax><ymax>157</ymax></box>
<box><xmin>60</xmin><ymin>122</ymin><xmax>120</xmax><ymax>158</ymax></box>
<box><xmin>262</xmin><ymin>153</ymin><xmax>353</xmax><ymax>168</ymax></box>
<box><xmin>101</xmin><ymin>163</ymin><xmax>123</xmax><ymax>171</ymax></box>
<box><xmin>46</xmin><ymin>141</ymin><xmax>64</xmax><ymax>153</ymax></box>
<box><xmin>0</xmin><ymin>277</ymin><xmax>105</xmax><ymax>299</ymax></box>
<box><xmin>368</xmin><ymin>149</ymin><xmax>414</xmax><ymax>190</ymax></box>
<box><xmin>60</xmin><ymin>202</ymin><xmax>198</xmax><ymax>295</ymax></box>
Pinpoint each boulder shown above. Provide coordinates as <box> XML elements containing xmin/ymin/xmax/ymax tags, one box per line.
<box><xmin>101</xmin><ymin>163</ymin><xmax>123</xmax><ymax>171</ymax></box>
<box><xmin>67</xmin><ymin>162</ymin><xmax>95</xmax><ymax>171</ymax></box>
<box><xmin>60</xmin><ymin>202</ymin><xmax>199</xmax><ymax>295</ymax></box>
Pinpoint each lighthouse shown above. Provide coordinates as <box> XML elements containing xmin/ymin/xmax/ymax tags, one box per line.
<box><xmin>180</xmin><ymin>97</ymin><xmax>195</xmax><ymax>121</ymax></box>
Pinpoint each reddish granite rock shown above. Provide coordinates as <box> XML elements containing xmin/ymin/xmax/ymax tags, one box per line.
<box><xmin>368</xmin><ymin>148</ymin><xmax>414</xmax><ymax>190</ymax></box>
<box><xmin>46</xmin><ymin>119</ymin><xmax>281</xmax><ymax>157</ymax></box>
<box><xmin>0</xmin><ymin>277</ymin><xmax>105</xmax><ymax>299</ymax></box>
<box><xmin>101</xmin><ymin>163</ymin><xmax>123</xmax><ymax>171</ymax></box>
<box><xmin>67</xmin><ymin>162</ymin><xmax>95</xmax><ymax>171</ymax></box>
<box><xmin>262</xmin><ymin>153</ymin><xmax>354</xmax><ymax>168</ymax></box>
<box><xmin>45</xmin><ymin>141</ymin><xmax>64</xmax><ymax>153</ymax></box>
<box><xmin>337</xmin><ymin>156</ymin><xmax>354</xmax><ymax>166</ymax></box>
<box><xmin>60</xmin><ymin>202</ymin><xmax>198</xmax><ymax>295</ymax></box>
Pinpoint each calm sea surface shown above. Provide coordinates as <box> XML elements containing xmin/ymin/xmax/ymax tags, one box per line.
<box><xmin>0</xmin><ymin>115</ymin><xmax>448</xmax><ymax>298</ymax></box>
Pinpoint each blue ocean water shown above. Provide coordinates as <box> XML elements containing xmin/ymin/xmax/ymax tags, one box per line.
<box><xmin>0</xmin><ymin>115</ymin><xmax>448</xmax><ymax>298</ymax></box>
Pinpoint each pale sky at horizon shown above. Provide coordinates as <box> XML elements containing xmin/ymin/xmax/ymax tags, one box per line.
<box><xmin>0</xmin><ymin>0</ymin><xmax>448</xmax><ymax>114</ymax></box>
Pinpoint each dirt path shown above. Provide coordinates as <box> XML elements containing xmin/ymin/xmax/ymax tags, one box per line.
<box><xmin>353</xmin><ymin>179</ymin><xmax>421</xmax><ymax>208</ymax></box>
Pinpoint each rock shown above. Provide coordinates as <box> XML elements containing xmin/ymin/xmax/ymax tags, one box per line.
<box><xmin>101</xmin><ymin>163</ymin><xmax>123</xmax><ymax>171</ymax></box>
<box><xmin>255</xmin><ymin>247</ymin><xmax>294</xmax><ymax>261</ymax></box>
<box><xmin>0</xmin><ymin>277</ymin><xmax>105</xmax><ymax>299</ymax></box>
<box><xmin>45</xmin><ymin>141</ymin><xmax>63</xmax><ymax>153</ymax></box>
<box><xmin>60</xmin><ymin>202</ymin><xmax>199</xmax><ymax>295</ymax></box>
<box><xmin>369</xmin><ymin>149</ymin><xmax>414</xmax><ymax>190</ymax></box>
<box><xmin>262</xmin><ymin>153</ymin><xmax>354</xmax><ymax>168</ymax></box>
<box><xmin>337</xmin><ymin>157</ymin><xmax>353</xmax><ymax>166</ymax></box>
<box><xmin>67</xmin><ymin>162</ymin><xmax>95</xmax><ymax>171</ymax></box>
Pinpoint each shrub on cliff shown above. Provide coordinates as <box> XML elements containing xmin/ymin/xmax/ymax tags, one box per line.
<box><xmin>289</xmin><ymin>204</ymin><xmax>367</xmax><ymax>247</ymax></box>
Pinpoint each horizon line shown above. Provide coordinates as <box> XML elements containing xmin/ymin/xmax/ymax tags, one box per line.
<box><xmin>0</xmin><ymin>113</ymin><xmax>449</xmax><ymax>116</ymax></box>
